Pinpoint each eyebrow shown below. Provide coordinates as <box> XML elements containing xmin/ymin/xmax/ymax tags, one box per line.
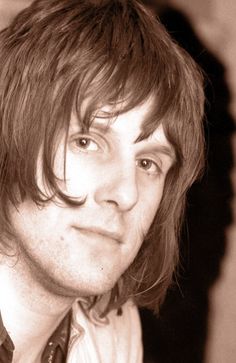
<box><xmin>91</xmin><ymin>121</ymin><xmax>176</xmax><ymax>160</ymax></box>
<box><xmin>141</xmin><ymin>144</ymin><xmax>176</xmax><ymax>161</ymax></box>
<box><xmin>90</xmin><ymin>120</ymin><xmax>111</xmax><ymax>132</ymax></box>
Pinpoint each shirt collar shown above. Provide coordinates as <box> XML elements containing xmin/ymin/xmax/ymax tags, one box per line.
<box><xmin>0</xmin><ymin>309</ymin><xmax>72</xmax><ymax>363</ymax></box>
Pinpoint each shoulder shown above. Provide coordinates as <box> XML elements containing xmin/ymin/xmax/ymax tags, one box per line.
<box><xmin>67</xmin><ymin>299</ymin><xmax>143</xmax><ymax>363</ymax></box>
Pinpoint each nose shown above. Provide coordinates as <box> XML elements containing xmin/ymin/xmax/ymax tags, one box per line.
<box><xmin>94</xmin><ymin>159</ymin><xmax>139</xmax><ymax>212</ymax></box>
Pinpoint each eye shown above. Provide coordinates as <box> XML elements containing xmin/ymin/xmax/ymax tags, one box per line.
<box><xmin>137</xmin><ymin>158</ymin><xmax>161</xmax><ymax>175</ymax></box>
<box><xmin>74</xmin><ymin>136</ymin><xmax>99</xmax><ymax>151</ymax></box>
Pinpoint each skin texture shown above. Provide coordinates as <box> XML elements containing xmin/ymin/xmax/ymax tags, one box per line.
<box><xmin>9</xmin><ymin>100</ymin><xmax>174</xmax><ymax>300</ymax></box>
<box><xmin>0</xmin><ymin>100</ymin><xmax>174</xmax><ymax>363</ymax></box>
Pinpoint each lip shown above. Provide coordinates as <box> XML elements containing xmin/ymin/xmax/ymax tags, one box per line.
<box><xmin>73</xmin><ymin>226</ymin><xmax>123</xmax><ymax>244</ymax></box>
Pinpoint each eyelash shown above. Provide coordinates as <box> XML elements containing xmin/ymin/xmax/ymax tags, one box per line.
<box><xmin>136</xmin><ymin>159</ymin><xmax>162</xmax><ymax>175</ymax></box>
<box><xmin>72</xmin><ymin>136</ymin><xmax>100</xmax><ymax>152</ymax></box>
<box><xmin>71</xmin><ymin>135</ymin><xmax>162</xmax><ymax>175</ymax></box>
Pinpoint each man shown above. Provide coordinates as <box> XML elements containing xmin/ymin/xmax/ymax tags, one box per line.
<box><xmin>0</xmin><ymin>0</ymin><xmax>205</xmax><ymax>362</ymax></box>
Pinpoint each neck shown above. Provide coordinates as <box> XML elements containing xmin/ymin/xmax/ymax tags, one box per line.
<box><xmin>0</xmin><ymin>256</ymin><xmax>74</xmax><ymax>363</ymax></box>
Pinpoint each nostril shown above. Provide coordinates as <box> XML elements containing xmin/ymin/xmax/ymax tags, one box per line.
<box><xmin>106</xmin><ymin>199</ymin><xmax>119</xmax><ymax>207</ymax></box>
<box><xmin>105</xmin><ymin>180</ymin><xmax>138</xmax><ymax>211</ymax></box>
<box><xmin>94</xmin><ymin>170</ymin><xmax>139</xmax><ymax>212</ymax></box>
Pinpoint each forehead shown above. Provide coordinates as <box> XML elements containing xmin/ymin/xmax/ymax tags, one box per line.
<box><xmin>69</xmin><ymin>99</ymin><xmax>175</xmax><ymax>164</ymax></box>
<box><xmin>71</xmin><ymin>97</ymin><xmax>173</xmax><ymax>149</ymax></box>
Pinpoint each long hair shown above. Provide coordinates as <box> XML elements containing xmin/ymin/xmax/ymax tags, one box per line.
<box><xmin>0</xmin><ymin>0</ymin><xmax>205</xmax><ymax>314</ymax></box>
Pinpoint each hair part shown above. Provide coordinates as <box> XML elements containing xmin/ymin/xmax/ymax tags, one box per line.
<box><xmin>0</xmin><ymin>0</ymin><xmax>205</xmax><ymax>314</ymax></box>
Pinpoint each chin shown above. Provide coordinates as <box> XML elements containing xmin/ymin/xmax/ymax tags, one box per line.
<box><xmin>78</xmin><ymin>273</ymin><xmax>121</xmax><ymax>297</ymax></box>
<box><xmin>51</xmin><ymin>267</ymin><xmax>123</xmax><ymax>299</ymax></box>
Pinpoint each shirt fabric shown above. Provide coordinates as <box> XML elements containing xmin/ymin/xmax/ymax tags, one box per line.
<box><xmin>0</xmin><ymin>299</ymin><xmax>143</xmax><ymax>363</ymax></box>
<box><xmin>0</xmin><ymin>309</ymin><xmax>71</xmax><ymax>363</ymax></box>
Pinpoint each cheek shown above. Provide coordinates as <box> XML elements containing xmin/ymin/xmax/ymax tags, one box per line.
<box><xmin>137</xmin><ymin>183</ymin><xmax>164</xmax><ymax>234</ymax></box>
<box><xmin>55</xmin><ymin>150</ymin><xmax>94</xmax><ymax>198</ymax></box>
<box><xmin>123</xmin><ymin>190</ymin><xmax>161</xmax><ymax>266</ymax></box>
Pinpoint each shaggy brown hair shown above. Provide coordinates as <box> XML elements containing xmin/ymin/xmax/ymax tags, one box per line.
<box><xmin>0</xmin><ymin>0</ymin><xmax>205</xmax><ymax>314</ymax></box>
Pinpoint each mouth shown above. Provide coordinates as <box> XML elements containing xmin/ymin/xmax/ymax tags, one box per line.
<box><xmin>73</xmin><ymin>226</ymin><xmax>123</xmax><ymax>244</ymax></box>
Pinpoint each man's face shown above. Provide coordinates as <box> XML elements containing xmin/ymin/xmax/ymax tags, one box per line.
<box><xmin>9</xmin><ymin>100</ymin><xmax>174</xmax><ymax>298</ymax></box>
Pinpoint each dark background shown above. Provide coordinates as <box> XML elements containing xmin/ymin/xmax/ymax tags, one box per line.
<box><xmin>140</xmin><ymin>4</ymin><xmax>235</xmax><ymax>363</ymax></box>
<box><xmin>0</xmin><ymin>2</ymin><xmax>235</xmax><ymax>362</ymax></box>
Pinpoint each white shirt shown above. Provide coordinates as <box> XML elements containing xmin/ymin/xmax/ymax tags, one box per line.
<box><xmin>67</xmin><ymin>299</ymin><xmax>143</xmax><ymax>363</ymax></box>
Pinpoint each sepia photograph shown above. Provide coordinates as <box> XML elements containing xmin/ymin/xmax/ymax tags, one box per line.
<box><xmin>0</xmin><ymin>1</ymin><xmax>235</xmax><ymax>362</ymax></box>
